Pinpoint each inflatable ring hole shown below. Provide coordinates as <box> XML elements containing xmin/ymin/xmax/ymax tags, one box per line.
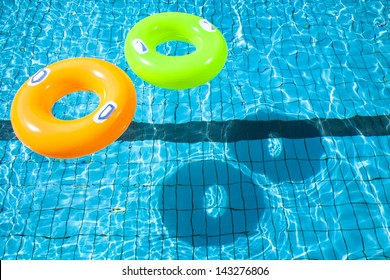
<box><xmin>156</xmin><ymin>40</ymin><xmax>196</xmax><ymax>56</ymax></box>
<box><xmin>52</xmin><ymin>91</ymin><xmax>100</xmax><ymax>120</ymax></box>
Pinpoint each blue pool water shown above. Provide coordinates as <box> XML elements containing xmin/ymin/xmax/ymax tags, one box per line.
<box><xmin>0</xmin><ymin>0</ymin><xmax>389</xmax><ymax>259</ymax></box>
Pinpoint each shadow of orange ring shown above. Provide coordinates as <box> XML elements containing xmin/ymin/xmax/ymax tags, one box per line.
<box><xmin>10</xmin><ymin>58</ymin><xmax>137</xmax><ymax>159</ymax></box>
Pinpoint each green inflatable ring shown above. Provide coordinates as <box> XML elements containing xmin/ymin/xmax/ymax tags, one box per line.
<box><xmin>124</xmin><ymin>12</ymin><xmax>228</xmax><ymax>90</ymax></box>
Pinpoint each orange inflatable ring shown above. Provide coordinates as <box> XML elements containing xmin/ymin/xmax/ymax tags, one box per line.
<box><xmin>10</xmin><ymin>58</ymin><xmax>137</xmax><ymax>159</ymax></box>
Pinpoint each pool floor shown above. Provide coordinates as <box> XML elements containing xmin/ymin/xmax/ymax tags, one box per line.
<box><xmin>0</xmin><ymin>0</ymin><xmax>389</xmax><ymax>259</ymax></box>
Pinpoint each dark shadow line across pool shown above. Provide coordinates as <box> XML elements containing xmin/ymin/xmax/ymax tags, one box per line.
<box><xmin>1</xmin><ymin>115</ymin><xmax>389</xmax><ymax>142</ymax></box>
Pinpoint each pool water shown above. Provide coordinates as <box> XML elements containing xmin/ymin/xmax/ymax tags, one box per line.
<box><xmin>0</xmin><ymin>0</ymin><xmax>389</xmax><ymax>259</ymax></box>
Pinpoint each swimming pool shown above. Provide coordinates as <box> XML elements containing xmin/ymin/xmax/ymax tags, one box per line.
<box><xmin>0</xmin><ymin>0</ymin><xmax>389</xmax><ymax>259</ymax></box>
